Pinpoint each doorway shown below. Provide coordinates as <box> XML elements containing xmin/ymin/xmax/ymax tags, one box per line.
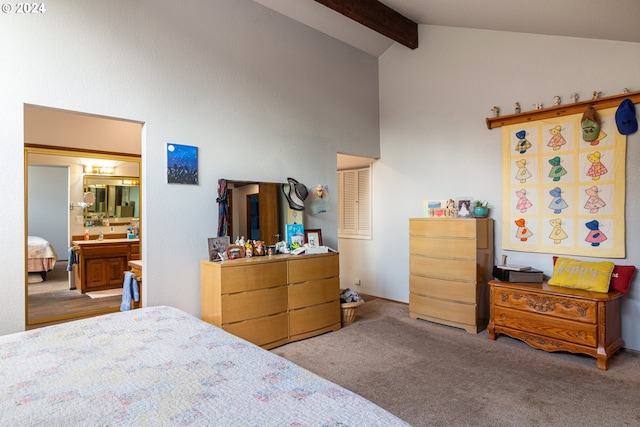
<box><xmin>24</xmin><ymin>105</ymin><xmax>142</xmax><ymax>328</ymax></box>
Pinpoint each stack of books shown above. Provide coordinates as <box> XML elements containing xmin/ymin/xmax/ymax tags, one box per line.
<box><xmin>492</xmin><ymin>264</ymin><xmax>544</xmax><ymax>283</ymax></box>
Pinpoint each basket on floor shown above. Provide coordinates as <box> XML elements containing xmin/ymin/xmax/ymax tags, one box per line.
<box><xmin>340</xmin><ymin>299</ymin><xmax>365</xmax><ymax>326</ymax></box>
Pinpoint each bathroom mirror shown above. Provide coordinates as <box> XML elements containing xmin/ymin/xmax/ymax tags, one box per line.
<box><xmin>84</xmin><ymin>175</ymin><xmax>140</xmax><ymax>221</ymax></box>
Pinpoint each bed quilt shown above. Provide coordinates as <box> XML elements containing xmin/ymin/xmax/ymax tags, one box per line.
<box><xmin>27</xmin><ymin>235</ymin><xmax>58</xmax><ymax>261</ymax></box>
<box><xmin>0</xmin><ymin>306</ymin><xmax>408</xmax><ymax>426</ymax></box>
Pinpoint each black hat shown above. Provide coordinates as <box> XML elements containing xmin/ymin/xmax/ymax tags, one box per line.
<box><xmin>282</xmin><ymin>177</ymin><xmax>308</xmax><ymax>211</ymax></box>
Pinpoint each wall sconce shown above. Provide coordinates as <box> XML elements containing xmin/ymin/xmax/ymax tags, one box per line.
<box><xmin>84</xmin><ymin>165</ymin><xmax>115</xmax><ymax>175</ymax></box>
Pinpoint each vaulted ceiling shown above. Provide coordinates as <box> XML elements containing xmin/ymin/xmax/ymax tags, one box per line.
<box><xmin>253</xmin><ymin>0</ymin><xmax>640</xmax><ymax>57</ymax></box>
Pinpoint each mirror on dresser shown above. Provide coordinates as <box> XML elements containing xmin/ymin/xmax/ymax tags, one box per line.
<box><xmin>223</xmin><ymin>180</ymin><xmax>286</xmax><ymax>245</ymax></box>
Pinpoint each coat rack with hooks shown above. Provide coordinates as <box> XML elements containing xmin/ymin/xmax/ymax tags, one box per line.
<box><xmin>486</xmin><ymin>90</ymin><xmax>640</xmax><ymax>130</ymax></box>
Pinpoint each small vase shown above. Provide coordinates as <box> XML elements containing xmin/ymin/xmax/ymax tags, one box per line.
<box><xmin>473</xmin><ymin>206</ymin><xmax>488</xmax><ymax>217</ymax></box>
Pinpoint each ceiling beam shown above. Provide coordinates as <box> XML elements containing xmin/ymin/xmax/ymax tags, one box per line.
<box><xmin>314</xmin><ymin>0</ymin><xmax>418</xmax><ymax>50</ymax></box>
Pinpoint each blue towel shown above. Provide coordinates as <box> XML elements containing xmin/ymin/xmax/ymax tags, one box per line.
<box><xmin>120</xmin><ymin>271</ymin><xmax>140</xmax><ymax>311</ymax></box>
<box><xmin>66</xmin><ymin>247</ymin><xmax>77</xmax><ymax>272</ymax></box>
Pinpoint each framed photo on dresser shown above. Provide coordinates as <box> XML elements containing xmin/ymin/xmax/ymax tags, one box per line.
<box><xmin>208</xmin><ymin>236</ymin><xmax>230</xmax><ymax>261</ymax></box>
<box><xmin>304</xmin><ymin>229</ymin><xmax>322</xmax><ymax>247</ymax></box>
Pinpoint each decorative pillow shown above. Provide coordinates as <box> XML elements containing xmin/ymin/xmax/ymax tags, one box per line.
<box><xmin>553</xmin><ymin>256</ymin><xmax>636</xmax><ymax>294</ymax></box>
<box><xmin>610</xmin><ymin>265</ymin><xmax>637</xmax><ymax>294</ymax></box>
<box><xmin>548</xmin><ymin>257</ymin><xmax>614</xmax><ymax>293</ymax></box>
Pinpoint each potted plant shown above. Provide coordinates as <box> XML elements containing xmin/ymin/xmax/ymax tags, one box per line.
<box><xmin>473</xmin><ymin>200</ymin><xmax>489</xmax><ymax>217</ymax></box>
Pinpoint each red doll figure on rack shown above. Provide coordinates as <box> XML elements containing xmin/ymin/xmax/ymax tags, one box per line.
<box><xmin>514</xmin><ymin>218</ymin><xmax>533</xmax><ymax>242</ymax></box>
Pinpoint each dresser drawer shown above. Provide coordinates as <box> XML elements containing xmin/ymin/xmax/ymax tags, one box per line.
<box><xmin>220</xmin><ymin>261</ymin><xmax>287</xmax><ymax>293</ymax></box>
<box><xmin>81</xmin><ymin>244</ymin><xmax>130</xmax><ymax>258</ymax></box>
<box><xmin>410</xmin><ymin>237</ymin><xmax>476</xmax><ymax>260</ymax></box>
<box><xmin>410</xmin><ymin>275</ymin><xmax>476</xmax><ymax>304</ymax></box>
<box><xmin>493</xmin><ymin>287</ymin><xmax>597</xmax><ymax>323</ymax></box>
<box><xmin>289</xmin><ymin>300</ymin><xmax>340</xmax><ymax>336</ymax></box>
<box><xmin>288</xmin><ymin>254</ymin><xmax>338</xmax><ymax>283</ymax></box>
<box><xmin>221</xmin><ymin>286</ymin><xmax>287</xmax><ymax>323</ymax></box>
<box><xmin>410</xmin><ymin>218</ymin><xmax>477</xmax><ymax>238</ymax></box>
<box><xmin>410</xmin><ymin>293</ymin><xmax>477</xmax><ymax>325</ymax></box>
<box><xmin>410</xmin><ymin>256</ymin><xmax>477</xmax><ymax>282</ymax></box>
<box><xmin>223</xmin><ymin>313</ymin><xmax>288</xmax><ymax>347</ymax></box>
<box><xmin>288</xmin><ymin>277</ymin><xmax>339</xmax><ymax>310</ymax></box>
<box><xmin>493</xmin><ymin>306</ymin><xmax>597</xmax><ymax>347</ymax></box>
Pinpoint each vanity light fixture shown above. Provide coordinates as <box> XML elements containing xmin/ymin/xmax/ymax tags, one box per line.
<box><xmin>84</xmin><ymin>165</ymin><xmax>115</xmax><ymax>175</ymax></box>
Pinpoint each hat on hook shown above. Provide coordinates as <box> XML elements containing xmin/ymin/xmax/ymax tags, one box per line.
<box><xmin>615</xmin><ymin>99</ymin><xmax>637</xmax><ymax>135</ymax></box>
<box><xmin>282</xmin><ymin>177</ymin><xmax>308</xmax><ymax>211</ymax></box>
<box><xmin>581</xmin><ymin>106</ymin><xmax>601</xmax><ymax>142</ymax></box>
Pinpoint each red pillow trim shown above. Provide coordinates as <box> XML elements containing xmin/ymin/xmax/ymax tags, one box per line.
<box><xmin>552</xmin><ymin>256</ymin><xmax>636</xmax><ymax>294</ymax></box>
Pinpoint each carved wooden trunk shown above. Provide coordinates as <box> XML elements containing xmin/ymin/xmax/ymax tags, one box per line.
<box><xmin>488</xmin><ymin>280</ymin><xmax>623</xmax><ymax>370</ymax></box>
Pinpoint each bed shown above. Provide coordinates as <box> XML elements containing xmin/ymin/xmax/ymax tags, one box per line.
<box><xmin>0</xmin><ymin>306</ymin><xmax>409</xmax><ymax>426</ymax></box>
<box><xmin>27</xmin><ymin>235</ymin><xmax>58</xmax><ymax>281</ymax></box>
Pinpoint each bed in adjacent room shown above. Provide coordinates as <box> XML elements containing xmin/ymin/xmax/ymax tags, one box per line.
<box><xmin>0</xmin><ymin>305</ymin><xmax>409</xmax><ymax>426</ymax></box>
<box><xmin>27</xmin><ymin>235</ymin><xmax>58</xmax><ymax>281</ymax></box>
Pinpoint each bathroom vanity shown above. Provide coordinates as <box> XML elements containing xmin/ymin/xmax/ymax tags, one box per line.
<box><xmin>72</xmin><ymin>238</ymin><xmax>140</xmax><ymax>293</ymax></box>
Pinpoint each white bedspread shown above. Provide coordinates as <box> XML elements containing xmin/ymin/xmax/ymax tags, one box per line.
<box><xmin>0</xmin><ymin>306</ymin><xmax>409</xmax><ymax>426</ymax></box>
<box><xmin>27</xmin><ymin>235</ymin><xmax>58</xmax><ymax>260</ymax></box>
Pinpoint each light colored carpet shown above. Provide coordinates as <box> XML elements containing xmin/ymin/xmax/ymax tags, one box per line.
<box><xmin>272</xmin><ymin>298</ymin><xmax>640</xmax><ymax>427</ymax></box>
<box><xmin>28</xmin><ymin>262</ymin><xmax>70</xmax><ymax>293</ymax></box>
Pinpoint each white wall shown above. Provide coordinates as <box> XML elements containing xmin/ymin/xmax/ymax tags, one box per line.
<box><xmin>28</xmin><ymin>165</ymin><xmax>68</xmax><ymax>258</ymax></box>
<box><xmin>367</xmin><ymin>25</ymin><xmax>640</xmax><ymax>350</ymax></box>
<box><xmin>0</xmin><ymin>0</ymin><xmax>379</xmax><ymax>335</ymax></box>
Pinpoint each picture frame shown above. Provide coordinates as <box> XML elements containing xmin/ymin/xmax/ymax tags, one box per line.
<box><xmin>304</xmin><ymin>229</ymin><xmax>323</xmax><ymax>247</ymax></box>
<box><xmin>456</xmin><ymin>197</ymin><xmax>474</xmax><ymax>218</ymax></box>
<box><xmin>208</xmin><ymin>236</ymin><xmax>230</xmax><ymax>261</ymax></box>
<box><xmin>226</xmin><ymin>244</ymin><xmax>245</xmax><ymax>260</ymax></box>
<box><xmin>286</xmin><ymin>223</ymin><xmax>305</xmax><ymax>248</ymax></box>
<box><xmin>422</xmin><ymin>199</ymin><xmax>447</xmax><ymax>217</ymax></box>
<box><xmin>167</xmin><ymin>143</ymin><xmax>199</xmax><ymax>185</ymax></box>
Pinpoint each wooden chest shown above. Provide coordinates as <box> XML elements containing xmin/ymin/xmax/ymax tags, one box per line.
<box><xmin>488</xmin><ymin>280</ymin><xmax>624</xmax><ymax>370</ymax></box>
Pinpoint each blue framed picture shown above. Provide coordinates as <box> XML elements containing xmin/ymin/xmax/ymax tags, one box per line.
<box><xmin>286</xmin><ymin>223</ymin><xmax>304</xmax><ymax>248</ymax></box>
<box><xmin>167</xmin><ymin>143</ymin><xmax>198</xmax><ymax>184</ymax></box>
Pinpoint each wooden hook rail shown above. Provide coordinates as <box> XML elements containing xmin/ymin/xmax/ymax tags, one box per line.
<box><xmin>486</xmin><ymin>90</ymin><xmax>640</xmax><ymax>130</ymax></box>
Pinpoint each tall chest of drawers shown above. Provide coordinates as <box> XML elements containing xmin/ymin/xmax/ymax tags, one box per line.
<box><xmin>409</xmin><ymin>218</ymin><xmax>494</xmax><ymax>333</ymax></box>
<box><xmin>201</xmin><ymin>253</ymin><xmax>340</xmax><ymax>349</ymax></box>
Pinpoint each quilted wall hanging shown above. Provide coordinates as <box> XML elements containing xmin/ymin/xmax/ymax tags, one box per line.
<box><xmin>501</xmin><ymin>106</ymin><xmax>626</xmax><ymax>258</ymax></box>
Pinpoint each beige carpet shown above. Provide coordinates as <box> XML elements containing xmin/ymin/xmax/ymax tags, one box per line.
<box><xmin>28</xmin><ymin>262</ymin><xmax>71</xmax><ymax>293</ymax></box>
<box><xmin>272</xmin><ymin>298</ymin><xmax>640</xmax><ymax>427</ymax></box>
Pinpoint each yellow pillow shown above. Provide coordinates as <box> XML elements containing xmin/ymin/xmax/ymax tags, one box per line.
<box><xmin>548</xmin><ymin>257</ymin><xmax>614</xmax><ymax>293</ymax></box>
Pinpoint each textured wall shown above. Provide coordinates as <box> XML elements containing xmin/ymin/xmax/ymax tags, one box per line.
<box><xmin>0</xmin><ymin>0</ymin><xmax>379</xmax><ymax>334</ymax></box>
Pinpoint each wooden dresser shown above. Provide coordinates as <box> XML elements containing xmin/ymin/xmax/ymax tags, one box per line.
<box><xmin>409</xmin><ymin>218</ymin><xmax>494</xmax><ymax>333</ymax></box>
<box><xmin>488</xmin><ymin>280</ymin><xmax>624</xmax><ymax>370</ymax></box>
<box><xmin>200</xmin><ymin>252</ymin><xmax>341</xmax><ymax>349</ymax></box>
<box><xmin>72</xmin><ymin>238</ymin><xmax>140</xmax><ymax>293</ymax></box>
